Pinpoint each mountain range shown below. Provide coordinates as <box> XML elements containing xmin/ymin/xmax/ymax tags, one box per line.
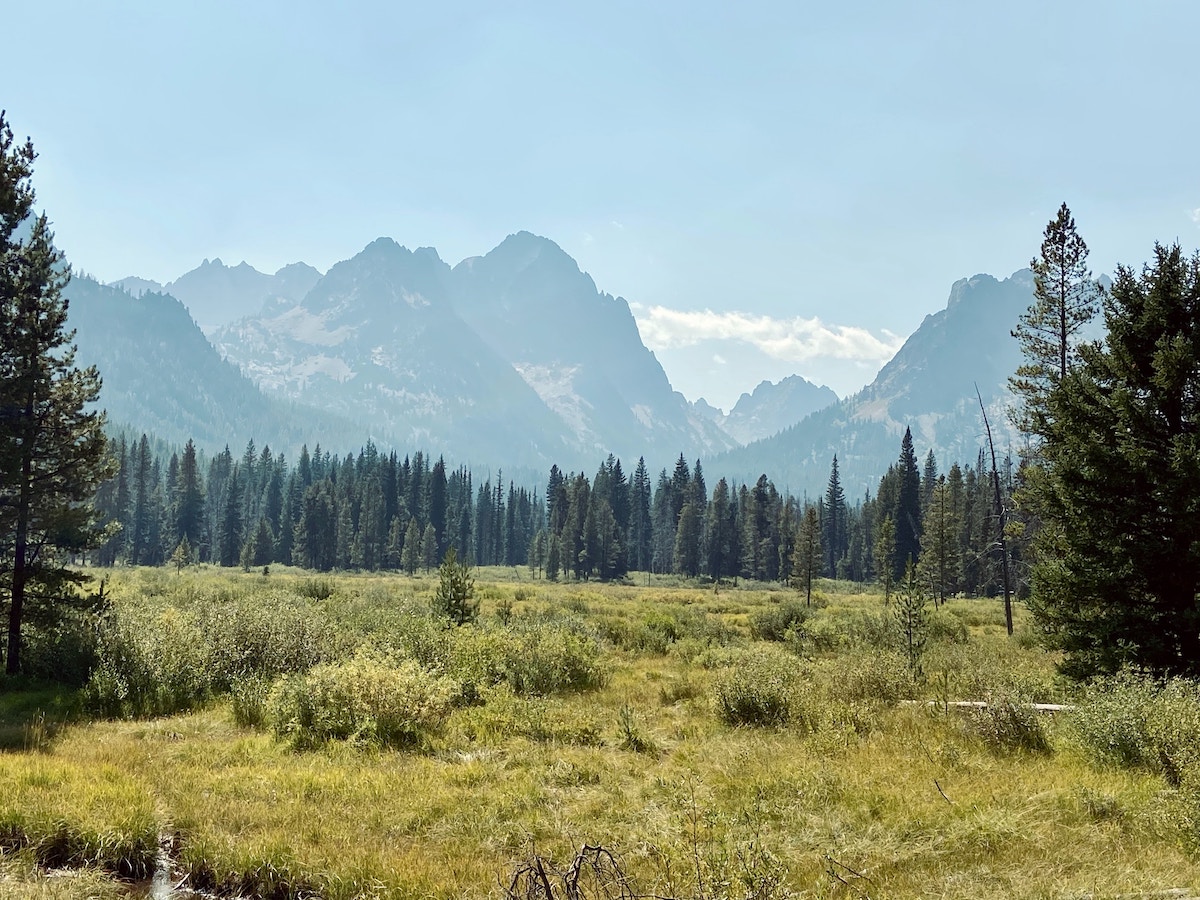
<box><xmin>76</xmin><ymin>233</ymin><xmax>1038</xmax><ymax>495</ymax></box>
<box><xmin>714</xmin><ymin>270</ymin><xmax>1033</xmax><ymax>498</ymax></box>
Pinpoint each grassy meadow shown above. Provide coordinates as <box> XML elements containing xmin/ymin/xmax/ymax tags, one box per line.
<box><xmin>3</xmin><ymin>566</ymin><xmax>1200</xmax><ymax>899</ymax></box>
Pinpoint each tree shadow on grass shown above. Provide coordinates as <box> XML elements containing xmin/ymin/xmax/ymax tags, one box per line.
<box><xmin>0</xmin><ymin>678</ymin><xmax>80</xmax><ymax>752</ymax></box>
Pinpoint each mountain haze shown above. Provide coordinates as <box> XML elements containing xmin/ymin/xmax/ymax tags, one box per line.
<box><xmin>159</xmin><ymin>258</ymin><xmax>323</xmax><ymax>333</ymax></box>
<box><xmin>696</xmin><ymin>375</ymin><xmax>839</xmax><ymax>445</ymax></box>
<box><xmin>78</xmin><ymin>238</ymin><xmax>1040</xmax><ymax>491</ymax></box>
<box><xmin>715</xmin><ymin>270</ymin><xmax>1034</xmax><ymax>498</ymax></box>
<box><xmin>213</xmin><ymin>238</ymin><xmax>578</xmax><ymax>467</ymax></box>
<box><xmin>450</xmin><ymin>232</ymin><xmax>737</xmax><ymax>464</ymax></box>
<box><xmin>66</xmin><ymin>277</ymin><xmax>361</xmax><ymax>454</ymax></box>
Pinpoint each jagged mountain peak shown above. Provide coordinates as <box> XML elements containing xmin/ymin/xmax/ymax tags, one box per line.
<box><xmin>717</xmin><ymin>267</ymin><xmax>1034</xmax><ymax>498</ymax></box>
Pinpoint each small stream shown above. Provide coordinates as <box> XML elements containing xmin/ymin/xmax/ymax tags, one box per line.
<box><xmin>125</xmin><ymin>843</ymin><xmax>202</xmax><ymax>900</ymax></box>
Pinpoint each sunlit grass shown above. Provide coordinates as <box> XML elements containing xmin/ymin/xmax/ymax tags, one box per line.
<box><xmin>2</xmin><ymin>569</ymin><xmax>1199</xmax><ymax>898</ymax></box>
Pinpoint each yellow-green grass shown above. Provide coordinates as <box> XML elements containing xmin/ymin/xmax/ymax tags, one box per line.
<box><xmin>2</xmin><ymin>569</ymin><xmax>1199</xmax><ymax>898</ymax></box>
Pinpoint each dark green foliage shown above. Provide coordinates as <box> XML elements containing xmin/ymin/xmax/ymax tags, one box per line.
<box><xmin>1027</xmin><ymin>244</ymin><xmax>1200</xmax><ymax>678</ymax></box>
<box><xmin>822</xmin><ymin>455</ymin><xmax>847</xmax><ymax>576</ymax></box>
<box><xmin>0</xmin><ymin>113</ymin><xmax>113</xmax><ymax>674</ymax></box>
<box><xmin>893</xmin><ymin>428</ymin><xmax>922</xmax><ymax>579</ymax></box>
<box><xmin>790</xmin><ymin>505</ymin><xmax>821</xmax><ymax>604</ymax></box>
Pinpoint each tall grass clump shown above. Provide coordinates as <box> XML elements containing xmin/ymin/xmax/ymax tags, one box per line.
<box><xmin>967</xmin><ymin>691</ymin><xmax>1052</xmax><ymax>754</ymax></box>
<box><xmin>268</xmin><ymin>651</ymin><xmax>459</xmax><ymax>749</ymax></box>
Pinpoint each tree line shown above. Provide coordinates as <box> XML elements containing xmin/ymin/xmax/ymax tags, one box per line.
<box><xmin>88</xmin><ymin>428</ymin><xmax>1019</xmax><ymax>599</ymax></box>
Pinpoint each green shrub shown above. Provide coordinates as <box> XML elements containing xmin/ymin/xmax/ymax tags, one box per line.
<box><xmin>713</xmin><ymin>650</ymin><xmax>797</xmax><ymax>727</ymax></box>
<box><xmin>83</xmin><ymin>594</ymin><xmax>333</xmax><ymax>718</ymax></box>
<box><xmin>296</xmin><ymin>576</ymin><xmax>336</xmax><ymax>601</ymax></box>
<box><xmin>84</xmin><ymin>607</ymin><xmax>212</xmax><ymax>717</ymax></box>
<box><xmin>197</xmin><ymin>596</ymin><xmax>330</xmax><ymax>690</ymax></box>
<box><xmin>751</xmin><ymin>600</ymin><xmax>809</xmax><ymax>642</ymax></box>
<box><xmin>927</xmin><ymin>607</ymin><xmax>970</xmax><ymax>645</ymax></box>
<box><xmin>502</xmin><ymin>619</ymin><xmax>607</xmax><ymax>695</ymax></box>
<box><xmin>1072</xmin><ymin>673</ymin><xmax>1200</xmax><ymax>784</ymax></box>
<box><xmin>268</xmin><ymin>653</ymin><xmax>459</xmax><ymax>749</ymax></box>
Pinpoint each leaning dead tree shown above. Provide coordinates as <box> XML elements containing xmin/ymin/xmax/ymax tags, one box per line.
<box><xmin>977</xmin><ymin>384</ymin><xmax>1013</xmax><ymax>636</ymax></box>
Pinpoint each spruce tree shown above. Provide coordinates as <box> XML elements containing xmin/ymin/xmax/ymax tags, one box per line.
<box><xmin>174</xmin><ymin>438</ymin><xmax>205</xmax><ymax>557</ymax></box>
<box><xmin>433</xmin><ymin>546</ymin><xmax>477</xmax><ymax>626</ymax></box>
<box><xmin>0</xmin><ymin>114</ymin><xmax>111</xmax><ymax>673</ymax></box>
<box><xmin>1029</xmin><ymin>243</ymin><xmax>1200</xmax><ymax>678</ymax></box>
<box><xmin>893</xmin><ymin>428</ymin><xmax>922</xmax><ymax>580</ymax></box>
<box><xmin>401</xmin><ymin>516</ymin><xmax>421</xmax><ymax>574</ymax></box>
<box><xmin>916</xmin><ymin>475</ymin><xmax>961</xmax><ymax>605</ymax></box>
<box><xmin>822</xmin><ymin>455</ymin><xmax>847</xmax><ymax>577</ymax></box>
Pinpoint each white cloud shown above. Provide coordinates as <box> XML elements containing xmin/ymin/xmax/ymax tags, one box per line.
<box><xmin>1190</xmin><ymin>208</ymin><xmax>1200</xmax><ymax>225</ymax></box>
<box><xmin>712</xmin><ymin>353</ymin><xmax>727</xmax><ymax>365</ymax></box>
<box><xmin>634</xmin><ymin>306</ymin><xmax>903</xmax><ymax>366</ymax></box>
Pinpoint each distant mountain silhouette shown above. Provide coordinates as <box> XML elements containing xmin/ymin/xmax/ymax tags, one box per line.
<box><xmin>67</xmin><ymin>276</ymin><xmax>360</xmax><ymax>454</ymax></box>
<box><xmin>152</xmin><ymin>258</ymin><xmax>323</xmax><ymax>333</ymax></box>
<box><xmin>714</xmin><ymin>270</ymin><xmax>1035</xmax><ymax>498</ymax></box>
<box><xmin>695</xmin><ymin>376</ymin><xmax>838</xmax><ymax>445</ymax></box>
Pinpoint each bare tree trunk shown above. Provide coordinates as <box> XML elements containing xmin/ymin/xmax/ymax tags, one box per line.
<box><xmin>977</xmin><ymin>384</ymin><xmax>1013</xmax><ymax>636</ymax></box>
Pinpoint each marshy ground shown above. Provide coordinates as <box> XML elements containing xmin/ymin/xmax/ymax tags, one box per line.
<box><xmin>2</xmin><ymin>566</ymin><xmax>1199</xmax><ymax>898</ymax></box>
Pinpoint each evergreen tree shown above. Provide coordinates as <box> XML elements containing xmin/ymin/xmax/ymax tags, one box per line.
<box><xmin>545</xmin><ymin>532</ymin><xmax>562</xmax><ymax>582</ymax></box>
<box><xmin>169</xmin><ymin>536</ymin><xmax>193</xmax><ymax>572</ymax></box>
<box><xmin>401</xmin><ymin>517</ymin><xmax>421</xmax><ymax>575</ymax></box>
<box><xmin>250</xmin><ymin>517</ymin><xmax>274</xmax><ymax>568</ymax></box>
<box><xmin>174</xmin><ymin>438</ymin><xmax>206</xmax><ymax>557</ymax></box>
<box><xmin>294</xmin><ymin>480</ymin><xmax>336</xmax><ymax>571</ymax></box>
<box><xmin>673</xmin><ymin>499</ymin><xmax>702</xmax><ymax>577</ymax></box>
<box><xmin>1010</xmin><ymin>202</ymin><xmax>1102</xmax><ymax>438</ymax></box>
<box><xmin>385</xmin><ymin>516</ymin><xmax>404</xmax><ymax>569</ymax></box>
<box><xmin>875</xmin><ymin>516</ymin><xmax>896</xmax><ymax>601</ymax></box>
<box><xmin>893</xmin><ymin>428</ymin><xmax>922</xmax><ymax>579</ymax></box>
<box><xmin>822</xmin><ymin>455</ymin><xmax>847</xmax><ymax>577</ymax></box>
<box><xmin>916</xmin><ymin>475</ymin><xmax>961</xmax><ymax>605</ymax></box>
<box><xmin>629</xmin><ymin>457</ymin><xmax>652</xmax><ymax>572</ymax></box>
<box><xmin>217</xmin><ymin>467</ymin><xmax>244</xmax><ymax>567</ymax></box>
<box><xmin>432</xmin><ymin>547</ymin><xmax>477</xmax><ymax>626</ymax></box>
<box><xmin>420</xmin><ymin>522</ymin><xmax>438</xmax><ymax>572</ymax></box>
<box><xmin>894</xmin><ymin>563</ymin><xmax>929</xmax><ymax>674</ymax></box>
<box><xmin>792</xmin><ymin>505</ymin><xmax>822</xmax><ymax>605</ymax></box>
<box><xmin>1</xmin><ymin>112</ymin><xmax>112</xmax><ymax>656</ymax></box>
<box><xmin>703</xmin><ymin>478</ymin><xmax>734</xmax><ymax>580</ymax></box>
<box><xmin>1029</xmin><ymin>243</ymin><xmax>1200</xmax><ymax>678</ymax></box>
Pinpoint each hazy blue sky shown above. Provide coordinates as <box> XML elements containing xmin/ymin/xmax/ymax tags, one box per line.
<box><xmin>7</xmin><ymin>1</ymin><xmax>1200</xmax><ymax>408</ymax></box>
